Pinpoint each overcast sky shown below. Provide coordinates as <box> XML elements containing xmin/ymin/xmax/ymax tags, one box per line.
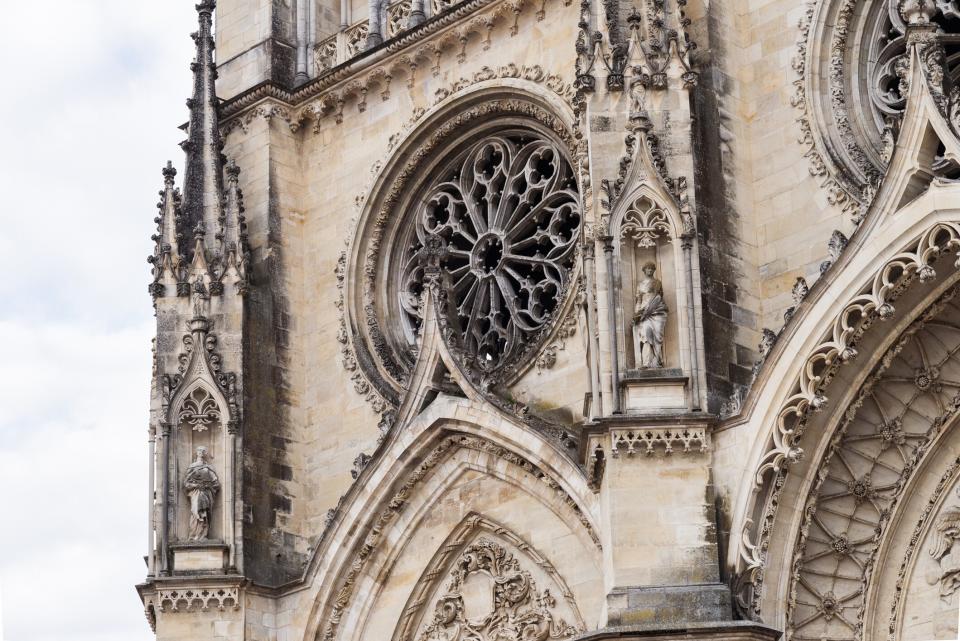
<box><xmin>0</xmin><ymin>2</ymin><xmax>198</xmax><ymax>640</ymax></box>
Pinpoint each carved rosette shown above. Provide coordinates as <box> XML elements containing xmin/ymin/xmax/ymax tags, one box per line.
<box><xmin>399</xmin><ymin>133</ymin><xmax>582</xmax><ymax>373</ymax></box>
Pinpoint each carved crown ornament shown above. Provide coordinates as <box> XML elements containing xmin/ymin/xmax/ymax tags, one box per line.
<box><xmin>732</xmin><ymin>221</ymin><xmax>960</xmax><ymax>621</ymax></box>
<box><xmin>335</xmin><ymin>97</ymin><xmax>586</xmax><ymax>421</ymax></box>
<box><xmin>411</xmin><ymin>537</ymin><xmax>583</xmax><ymax>641</ymax></box>
<box><xmin>218</xmin><ymin>0</ymin><xmax>576</xmax><ymax>137</ymax></box>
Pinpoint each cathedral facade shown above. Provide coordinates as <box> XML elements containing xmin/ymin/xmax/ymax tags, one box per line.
<box><xmin>136</xmin><ymin>0</ymin><xmax>960</xmax><ymax>639</ymax></box>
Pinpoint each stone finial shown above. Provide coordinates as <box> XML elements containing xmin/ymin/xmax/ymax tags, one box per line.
<box><xmin>179</xmin><ymin>0</ymin><xmax>225</xmax><ymax>259</ymax></box>
<box><xmin>759</xmin><ymin>328</ymin><xmax>778</xmax><ymax>358</ymax></box>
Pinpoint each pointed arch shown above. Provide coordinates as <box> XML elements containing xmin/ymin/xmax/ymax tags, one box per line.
<box><xmin>725</xmin><ymin>42</ymin><xmax>960</xmax><ymax>631</ymax></box>
<box><xmin>294</xmin><ymin>387</ymin><xmax>602</xmax><ymax>641</ymax></box>
<box><xmin>391</xmin><ymin>512</ymin><xmax>586</xmax><ymax>641</ymax></box>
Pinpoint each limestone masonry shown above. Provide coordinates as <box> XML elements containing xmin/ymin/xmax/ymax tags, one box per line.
<box><xmin>136</xmin><ymin>0</ymin><xmax>960</xmax><ymax>638</ymax></box>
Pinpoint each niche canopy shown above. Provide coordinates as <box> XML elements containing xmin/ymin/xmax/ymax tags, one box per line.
<box><xmin>398</xmin><ymin>132</ymin><xmax>582</xmax><ymax>375</ymax></box>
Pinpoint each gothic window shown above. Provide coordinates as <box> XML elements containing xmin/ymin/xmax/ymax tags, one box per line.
<box><xmin>800</xmin><ymin>0</ymin><xmax>960</xmax><ymax>197</ymax></box>
<box><xmin>397</xmin><ymin>132</ymin><xmax>582</xmax><ymax>373</ymax></box>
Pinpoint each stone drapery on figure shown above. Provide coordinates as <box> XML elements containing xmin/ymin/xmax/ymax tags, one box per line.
<box><xmin>930</xmin><ymin>505</ymin><xmax>960</xmax><ymax>598</ymax></box>
<box><xmin>183</xmin><ymin>446</ymin><xmax>220</xmax><ymax>541</ymax></box>
<box><xmin>633</xmin><ymin>262</ymin><xmax>667</xmax><ymax>368</ymax></box>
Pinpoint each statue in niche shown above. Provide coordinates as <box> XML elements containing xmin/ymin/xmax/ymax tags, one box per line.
<box><xmin>183</xmin><ymin>446</ymin><xmax>220</xmax><ymax>541</ymax></box>
<box><xmin>632</xmin><ymin>262</ymin><xmax>668</xmax><ymax>368</ymax></box>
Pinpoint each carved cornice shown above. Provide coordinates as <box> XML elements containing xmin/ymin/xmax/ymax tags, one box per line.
<box><xmin>219</xmin><ymin>0</ymin><xmax>575</xmax><ymax>136</ymax></box>
<box><xmin>610</xmin><ymin>426</ymin><xmax>709</xmax><ymax>456</ymax></box>
<box><xmin>139</xmin><ymin>578</ymin><xmax>244</xmax><ymax>632</ymax></box>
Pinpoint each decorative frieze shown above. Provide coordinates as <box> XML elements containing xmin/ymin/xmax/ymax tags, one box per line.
<box><xmin>610</xmin><ymin>426</ymin><xmax>708</xmax><ymax>456</ymax></box>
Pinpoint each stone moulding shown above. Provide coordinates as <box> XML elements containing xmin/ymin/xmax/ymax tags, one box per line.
<box><xmin>735</xmin><ymin>219</ymin><xmax>960</xmax><ymax>619</ymax></box>
<box><xmin>791</xmin><ymin>0</ymin><xmax>865</xmax><ymax>217</ymax></box>
<box><xmin>610</xmin><ymin>426</ymin><xmax>708</xmax><ymax>456</ymax></box>
<box><xmin>751</xmin><ymin>221</ymin><xmax>960</xmax><ymax>490</ymax></box>
<box><xmin>316</xmin><ymin>431</ymin><xmax>600</xmax><ymax>641</ymax></box>
<box><xmin>783</xmin><ymin>287</ymin><xmax>960</xmax><ymax>640</ymax></box>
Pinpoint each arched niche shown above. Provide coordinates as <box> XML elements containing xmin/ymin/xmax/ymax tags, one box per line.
<box><xmin>158</xmin><ymin>319</ymin><xmax>238</xmax><ymax>575</ymax></box>
<box><xmin>170</xmin><ymin>382</ymin><xmax>226</xmax><ymax>543</ymax></box>
<box><xmin>604</xmin><ymin>185</ymin><xmax>695</xmax><ymax>413</ymax></box>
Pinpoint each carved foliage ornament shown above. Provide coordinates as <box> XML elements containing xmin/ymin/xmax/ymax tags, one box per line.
<box><xmin>735</xmin><ymin>221</ymin><xmax>960</xmax><ymax>618</ymax></box>
<box><xmin>399</xmin><ymin>133</ymin><xmax>582</xmax><ymax>374</ymax></box>
<box><xmin>416</xmin><ymin>538</ymin><xmax>581</xmax><ymax>641</ymax></box>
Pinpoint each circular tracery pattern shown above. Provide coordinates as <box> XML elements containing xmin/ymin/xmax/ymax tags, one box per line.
<box><xmin>798</xmin><ymin>0</ymin><xmax>960</xmax><ymax>206</ymax></box>
<box><xmin>399</xmin><ymin>134</ymin><xmax>581</xmax><ymax>373</ymax></box>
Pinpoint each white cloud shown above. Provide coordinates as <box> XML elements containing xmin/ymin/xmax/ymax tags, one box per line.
<box><xmin>0</xmin><ymin>2</ymin><xmax>202</xmax><ymax>640</ymax></box>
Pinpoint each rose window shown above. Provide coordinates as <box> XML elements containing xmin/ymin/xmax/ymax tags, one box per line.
<box><xmin>800</xmin><ymin>0</ymin><xmax>960</xmax><ymax>198</ymax></box>
<box><xmin>398</xmin><ymin>133</ymin><xmax>581</xmax><ymax>373</ymax></box>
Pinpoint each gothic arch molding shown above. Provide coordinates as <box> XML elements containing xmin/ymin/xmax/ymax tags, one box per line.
<box><xmin>336</xmin><ymin>450</ymin><xmax>600</xmax><ymax>641</ymax></box>
<box><xmin>726</xmin><ymin>214</ymin><xmax>960</xmax><ymax>616</ymax></box>
<box><xmin>390</xmin><ymin>513</ymin><xmax>587</xmax><ymax>641</ymax></box>
<box><xmin>337</xmin><ymin>82</ymin><xmax>584</xmax><ymax>416</ymax></box>
<box><xmin>292</xmin><ymin>392</ymin><xmax>600</xmax><ymax>641</ymax></box>
<box><xmin>767</xmin><ymin>284</ymin><xmax>960</xmax><ymax>640</ymax></box>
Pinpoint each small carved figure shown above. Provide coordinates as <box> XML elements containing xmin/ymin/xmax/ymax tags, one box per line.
<box><xmin>930</xmin><ymin>505</ymin><xmax>960</xmax><ymax>597</ymax></box>
<box><xmin>633</xmin><ymin>262</ymin><xmax>668</xmax><ymax>368</ymax></box>
<box><xmin>183</xmin><ymin>446</ymin><xmax>220</xmax><ymax>541</ymax></box>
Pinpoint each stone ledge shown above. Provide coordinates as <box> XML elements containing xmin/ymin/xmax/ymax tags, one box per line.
<box><xmin>607</xmin><ymin>584</ymin><xmax>732</xmax><ymax>627</ymax></box>
<box><xmin>571</xmin><ymin>621</ymin><xmax>781</xmax><ymax>640</ymax></box>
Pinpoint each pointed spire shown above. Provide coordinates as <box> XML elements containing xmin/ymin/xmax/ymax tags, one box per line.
<box><xmin>180</xmin><ymin>0</ymin><xmax>225</xmax><ymax>260</ymax></box>
<box><xmin>218</xmin><ymin>160</ymin><xmax>250</xmax><ymax>293</ymax></box>
<box><xmin>148</xmin><ymin>162</ymin><xmax>184</xmax><ymax>298</ymax></box>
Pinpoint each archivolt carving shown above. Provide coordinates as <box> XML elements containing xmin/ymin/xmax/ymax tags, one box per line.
<box><xmin>785</xmin><ymin>288</ymin><xmax>960</xmax><ymax>641</ymax></box>
<box><xmin>886</xmin><ymin>454</ymin><xmax>960</xmax><ymax>639</ymax></box>
<box><xmin>752</xmin><ymin>222</ymin><xmax>960</xmax><ymax>490</ymax></box>
<box><xmin>394</xmin><ymin>514</ymin><xmax>584</xmax><ymax>641</ymax></box>
<box><xmin>736</xmin><ymin>220</ymin><xmax>960</xmax><ymax>617</ymax></box>
<box><xmin>793</xmin><ymin>0</ymin><xmax>960</xmax><ymax>215</ymax></box>
<box><xmin>388</xmin><ymin>65</ymin><xmax>575</xmax><ymax>153</ymax></box>
<box><xmin>318</xmin><ymin>433</ymin><xmax>599</xmax><ymax>641</ymax></box>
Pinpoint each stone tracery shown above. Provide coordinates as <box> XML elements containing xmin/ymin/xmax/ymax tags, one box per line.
<box><xmin>795</xmin><ymin>0</ymin><xmax>960</xmax><ymax>209</ymax></box>
<box><xmin>398</xmin><ymin>133</ymin><xmax>581</xmax><ymax>372</ymax></box>
<box><xmin>786</xmin><ymin>291</ymin><xmax>960</xmax><ymax>640</ymax></box>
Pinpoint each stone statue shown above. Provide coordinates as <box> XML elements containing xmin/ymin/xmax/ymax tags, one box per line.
<box><xmin>930</xmin><ymin>505</ymin><xmax>960</xmax><ymax>598</ymax></box>
<box><xmin>183</xmin><ymin>446</ymin><xmax>220</xmax><ymax>541</ymax></box>
<box><xmin>632</xmin><ymin>262</ymin><xmax>668</xmax><ymax>368</ymax></box>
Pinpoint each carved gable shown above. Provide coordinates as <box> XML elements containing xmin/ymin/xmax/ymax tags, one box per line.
<box><xmin>395</xmin><ymin>517</ymin><xmax>584</xmax><ymax>641</ymax></box>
